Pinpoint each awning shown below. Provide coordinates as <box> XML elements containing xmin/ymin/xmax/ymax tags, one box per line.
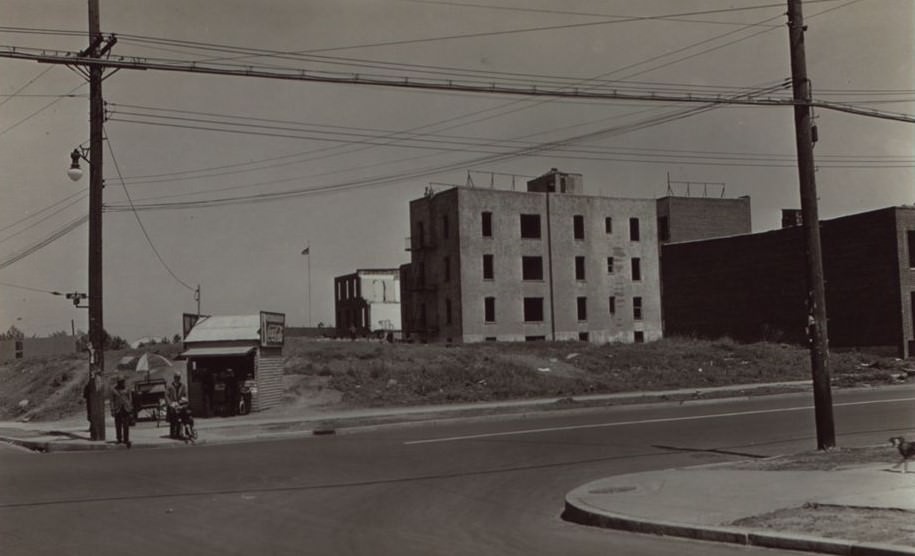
<box><xmin>179</xmin><ymin>346</ymin><xmax>256</xmax><ymax>359</ymax></box>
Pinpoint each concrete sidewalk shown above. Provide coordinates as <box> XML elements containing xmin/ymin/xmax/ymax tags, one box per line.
<box><xmin>564</xmin><ymin>465</ymin><xmax>915</xmax><ymax>555</ymax></box>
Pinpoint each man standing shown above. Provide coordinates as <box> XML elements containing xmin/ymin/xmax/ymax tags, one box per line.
<box><xmin>110</xmin><ymin>377</ymin><xmax>133</xmax><ymax>448</ymax></box>
<box><xmin>165</xmin><ymin>371</ymin><xmax>188</xmax><ymax>439</ymax></box>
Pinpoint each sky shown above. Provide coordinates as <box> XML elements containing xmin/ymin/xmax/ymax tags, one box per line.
<box><xmin>0</xmin><ymin>0</ymin><xmax>912</xmax><ymax>341</ymax></box>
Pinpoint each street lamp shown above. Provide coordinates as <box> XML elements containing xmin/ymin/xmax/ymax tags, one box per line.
<box><xmin>67</xmin><ymin>148</ymin><xmax>86</xmax><ymax>182</ymax></box>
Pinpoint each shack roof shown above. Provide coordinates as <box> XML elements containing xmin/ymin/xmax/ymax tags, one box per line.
<box><xmin>184</xmin><ymin>314</ymin><xmax>260</xmax><ymax>343</ymax></box>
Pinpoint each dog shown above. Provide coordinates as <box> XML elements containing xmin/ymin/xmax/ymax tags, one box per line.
<box><xmin>889</xmin><ymin>436</ymin><xmax>915</xmax><ymax>473</ymax></box>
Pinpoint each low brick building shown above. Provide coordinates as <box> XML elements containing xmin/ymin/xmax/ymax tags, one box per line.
<box><xmin>662</xmin><ymin>206</ymin><xmax>915</xmax><ymax>358</ymax></box>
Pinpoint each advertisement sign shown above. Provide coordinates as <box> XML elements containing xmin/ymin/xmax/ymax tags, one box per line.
<box><xmin>182</xmin><ymin>313</ymin><xmax>202</xmax><ymax>339</ymax></box>
<box><xmin>260</xmin><ymin>311</ymin><xmax>285</xmax><ymax>347</ymax></box>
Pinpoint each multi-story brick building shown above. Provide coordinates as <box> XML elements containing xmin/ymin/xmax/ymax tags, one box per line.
<box><xmin>334</xmin><ymin>269</ymin><xmax>402</xmax><ymax>337</ymax></box>
<box><xmin>399</xmin><ymin>169</ymin><xmax>752</xmax><ymax>344</ymax></box>
<box><xmin>662</xmin><ymin>206</ymin><xmax>915</xmax><ymax>358</ymax></box>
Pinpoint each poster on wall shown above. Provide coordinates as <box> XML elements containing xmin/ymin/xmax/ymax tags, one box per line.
<box><xmin>260</xmin><ymin>311</ymin><xmax>285</xmax><ymax>347</ymax></box>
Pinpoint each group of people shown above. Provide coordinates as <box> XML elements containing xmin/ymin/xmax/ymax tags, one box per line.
<box><xmin>84</xmin><ymin>371</ymin><xmax>194</xmax><ymax>446</ymax></box>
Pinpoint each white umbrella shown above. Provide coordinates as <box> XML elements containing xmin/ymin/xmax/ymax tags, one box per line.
<box><xmin>117</xmin><ymin>352</ymin><xmax>173</xmax><ymax>381</ymax></box>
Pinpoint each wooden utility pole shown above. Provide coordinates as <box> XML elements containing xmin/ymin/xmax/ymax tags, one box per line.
<box><xmin>787</xmin><ymin>0</ymin><xmax>835</xmax><ymax>450</ymax></box>
<box><xmin>87</xmin><ymin>0</ymin><xmax>106</xmax><ymax>441</ymax></box>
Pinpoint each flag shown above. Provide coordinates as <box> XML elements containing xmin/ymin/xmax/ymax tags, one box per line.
<box><xmin>301</xmin><ymin>246</ymin><xmax>310</xmax><ymax>255</ymax></box>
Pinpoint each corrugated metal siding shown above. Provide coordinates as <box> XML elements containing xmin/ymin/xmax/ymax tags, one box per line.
<box><xmin>254</xmin><ymin>352</ymin><xmax>284</xmax><ymax>411</ymax></box>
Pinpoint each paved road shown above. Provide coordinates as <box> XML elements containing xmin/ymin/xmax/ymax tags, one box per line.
<box><xmin>2</xmin><ymin>386</ymin><xmax>913</xmax><ymax>555</ymax></box>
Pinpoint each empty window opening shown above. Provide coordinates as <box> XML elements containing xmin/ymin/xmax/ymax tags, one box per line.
<box><xmin>523</xmin><ymin>297</ymin><xmax>544</xmax><ymax>322</ymax></box>
<box><xmin>575</xmin><ymin>256</ymin><xmax>586</xmax><ymax>280</ymax></box>
<box><xmin>522</xmin><ymin>256</ymin><xmax>544</xmax><ymax>280</ymax></box>
<box><xmin>483</xmin><ymin>254</ymin><xmax>494</xmax><ymax>280</ymax></box>
<box><xmin>520</xmin><ymin>214</ymin><xmax>542</xmax><ymax>239</ymax></box>
<box><xmin>573</xmin><ymin>215</ymin><xmax>585</xmax><ymax>240</ymax></box>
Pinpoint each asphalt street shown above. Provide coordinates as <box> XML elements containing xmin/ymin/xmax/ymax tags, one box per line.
<box><xmin>2</xmin><ymin>385</ymin><xmax>913</xmax><ymax>556</ymax></box>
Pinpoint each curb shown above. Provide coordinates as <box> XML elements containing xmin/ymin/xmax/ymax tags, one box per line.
<box><xmin>562</xmin><ymin>495</ymin><xmax>915</xmax><ymax>556</ymax></box>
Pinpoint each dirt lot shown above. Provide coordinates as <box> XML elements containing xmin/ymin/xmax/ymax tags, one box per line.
<box><xmin>730</xmin><ymin>446</ymin><xmax>915</xmax><ymax>548</ymax></box>
<box><xmin>1</xmin><ymin>337</ymin><xmax>911</xmax><ymax>421</ymax></box>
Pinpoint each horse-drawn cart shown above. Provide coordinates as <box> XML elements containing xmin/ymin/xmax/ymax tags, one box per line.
<box><xmin>132</xmin><ymin>378</ymin><xmax>168</xmax><ymax>427</ymax></box>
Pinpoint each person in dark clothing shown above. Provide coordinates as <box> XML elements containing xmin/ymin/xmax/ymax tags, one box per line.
<box><xmin>82</xmin><ymin>379</ymin><xmax>92</xmax><ymax>431</ymax></box>
<box><xmin>165</xmin><ymin>372</ymin><xmax>188</xmax><ymax>439</ymax></box>
<box><xmin>110</xmin><ymin>377</ymin><xmax>133</xmax><ymax>448</ymax></box>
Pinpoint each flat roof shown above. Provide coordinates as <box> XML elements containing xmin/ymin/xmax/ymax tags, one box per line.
<box><xmin>180</xmin><ymin>346</ymin><xmax>256</xmax><ymax>358</ymax></box>
<box><xmin>184</xmin><ymin>314</ymin><xmax>261</xmax><ymax>343</ymax></box>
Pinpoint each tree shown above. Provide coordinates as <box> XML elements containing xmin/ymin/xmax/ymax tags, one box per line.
<box><xmin>172</xmin><ymin>333</ymin><xmax>182</xmax><ymax>344</ymax></box>
<box><xmin>1</xmin><ymin>325</ymin><xmax>24</xmax><ymax>340</ymax></box>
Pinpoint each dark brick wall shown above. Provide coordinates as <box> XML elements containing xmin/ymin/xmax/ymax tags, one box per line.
<box><xmin>662</xmin><ymin>208</ymin><xmax>908</xmax><ymax>354</ymax></box>
<box><xmin>657</xmin><ymin>196</ymin><xmax>751</xmax><ymax>244</ymax></box>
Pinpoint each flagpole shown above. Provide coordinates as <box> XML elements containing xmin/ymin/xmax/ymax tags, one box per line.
<box><xmin>307</xmin><ymin>243</ymin><xmax>311</xmax><ymax>327</ymax></box>
<box><xmin>301</xmin><ymin>243</ymin><xmax>311</xmax><ymax>327</ymax></box>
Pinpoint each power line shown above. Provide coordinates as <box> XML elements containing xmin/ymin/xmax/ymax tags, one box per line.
<box><xmin>0</xmin><ymin>214</ymin><xmax>88</xmax><ymax>271</ymax></box>
<box><xmin>0</xmin><ymin>66</ymin><xmax>53</xmax><ymax>109</ymax></box>
<box><xmin>0</xmin><ymin>81</ymin><xmax>86</xmax><ymax>137</ymax></box>
<box><xmin>0</xmin><ymin>280</ymin><xmax>63</xmax><ymax>295</ymax></box>
<box><xmin>0</xmin><ymin>192</ymin><xmax>88</xmax><ymax>246</ymax></box>
<box><xmin>104</xmin><ymin>127</ymin><xmax>195</xmax><ymax>292</ymax></box>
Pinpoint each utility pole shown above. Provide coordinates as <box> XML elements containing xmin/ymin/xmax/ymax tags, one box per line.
<box><xmin>787</xmin><ymin>0</ymin><xmax>835</xmax><ymax>450</ymax></box>
<box><xmin>87</xmin><ymin>0</ymin><xmax>106</xmax><ymax>441</ymax></box>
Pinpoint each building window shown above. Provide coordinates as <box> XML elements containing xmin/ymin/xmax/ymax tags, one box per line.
<box><xmin>577</xmin><ymin>297</ymin><xmax>587</xmax><ymax>321</ymax></box>
<box><xmin>631</xmin><ymin>257</ymin><xmax>641</xmax><ymax>281</ymax></box>
<box><xmin>442</xmin><ymin>214</ymin><xmax>449</xmax><ymax>239</ymax></box>
<box><xmin>605</xmin><ymin>217</ymin><xmax>613</xmax><ymax>234</ymax></box>
<box><xmin>417</xmin><ymin>262</ymin><xmax>426</xmax><ymax>286</ymax></box>
<box><xmin>520</xmin><ymin>214</ymin><xmax>542</xmax><ymax>239</ymax></box>
<box><xmin>522</xmin><ymin>256</ymin><xmax>544</xmax><ymax>280</ymax></box>
<box><xmin>484</xmin><ymin>297</ymin><xmax>495</xmax><ymax>323</ymax></box>
<box><xmin>633</xmin><ymin>296</ymin><xmax>643</xmax><ymax>321</ymax></box>
<box><xmin>525</xmin><ymin>335</ymin><xmax>546</xmax><ymax>342</ymax></box>
<box><xmin>443</xmin><ymin>256</ymin><xmax>451</xmax><ymax>282</ymax></box>
<box><xmin>630</xmin><ymin>217</ymin><xmax>640</xmax><ymax>241</ymax></box>
<box><xmin>523</xmin><ymin>297</ymin><xmax>544</xmax><ymax>322</ymax></box>
<box><xmin>606</xmin><ymin>257</ymin><xmax>614</xmax><ymax>274</ymax></box>
<box><xmin>573</xmin><ymin>214</ymin><xmax>585</xmax><ymax>240</ymax></box>
<box><xmin>445</xmin><ymin>298</ymin><xmax>453</xmax><ymax>325</ymax></box>
<box><xmin>609</xmin><ymin>296</ymin><xmax>616</xmax><ymax>315</ymax></box>
<box><xmin>417</xmin><ymin>221</ymin><xmax>425</xmax><ymax>247</ymax></box>
<box><xmin>485</xmin><ymin>337</ymin><xmax>498</xmax><ymax>342</ymax></box>
<box><xmin>658</xmin><ymin>216</ymin><xmax>670</xmax><ymax>242</ymax></box>
<box><xmin>483</xmin><ymin>254</ymin><xmax>494</xmax><ymax>280</ymax></box>
<box><xmin>575</xmin><ymin>256</ymin><xmax>586</xmax><ymax>280</ymax></box>
<box><xmin>634</xmin><ymin>331</ymin><xmax>645</xmax><ymax>343</ymax></box>
<box><xmin>578</xmin><ymin>332</ymin><xmax>589</xmax><ymax>342</ymax></box>
<box><xmin>482</xmin><ymin>211</ymin><xmax>493</xmax><ymax>237</ymax></box>
<box><xmin>908</xmin><ymin>230</ymin><xmax>915</xmax><ymax>268</ymax></box>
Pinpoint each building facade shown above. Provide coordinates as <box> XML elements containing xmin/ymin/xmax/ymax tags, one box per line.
<box><xmin>334</xmin><ymin>269</ymin><xmax>402</xmax><ymax>336</ymax></box>
<box><xmin>662</xmin><ymin>206</ymin><xmax>915</xmax><ymax>358</ymax></box>
<box><xmin>0</xmin><ymin>335</ymin><xmax>77</xmax><ymax>363</ymax></box>
<box><xmin>401</xmin><ymin>169</ymin><xmax>665</xmax><ymax>343</ymax></box>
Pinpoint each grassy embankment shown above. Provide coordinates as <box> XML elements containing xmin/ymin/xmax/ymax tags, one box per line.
<box><xmin>1</xmin><ymin>337</ymin><xmax>910</xmax><ymax>421</ymax></box>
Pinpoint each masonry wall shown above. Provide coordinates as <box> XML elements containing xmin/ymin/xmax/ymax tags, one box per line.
<box><xmin>657</xmin><ymin>196</ymin><xmax>751</xmax><ymax>243</ymax></box>
<box><xmin>662</xmin><ymin>207</ymin><xmax>914</xmax><ymax>356</ymax></box>
<box><xmin>454</xmin><ymin>187</ymin><xmax>662</xmax><ymax>343</ymax></box>
<box><xmin>896</xmin><ymin>208</ymin><xmax>915</xmax><ymax>357</ymax></box>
